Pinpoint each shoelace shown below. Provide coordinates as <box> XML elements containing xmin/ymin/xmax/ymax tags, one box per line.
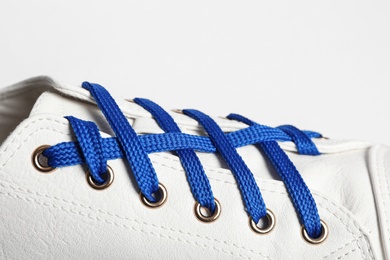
<box><xmin>43</xmin><ymin>82</ymin><xmax>324</xmax><ymax>239</ymax></box>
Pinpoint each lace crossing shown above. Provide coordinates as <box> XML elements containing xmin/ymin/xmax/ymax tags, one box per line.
<box><xmin>43</xmin><ymin>81</ymin><xmax>323</xmax><ymax>239</ymax></box>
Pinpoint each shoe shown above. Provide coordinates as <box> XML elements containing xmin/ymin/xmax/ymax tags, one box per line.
<box><xmin>0</xmin><ymin>76</ymin><xmax>388</xmax><ymax>259</ymax></box>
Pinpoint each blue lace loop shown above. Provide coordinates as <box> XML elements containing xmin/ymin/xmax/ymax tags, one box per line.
<box><xmin>43</xmin><ymin>81</ymin><xmax>324</xmax><ymax>238</ymax></box>
<box><xmin>227</xmin><ymin>114</ymin><xmax>322</xmax><ymax>238</ymax></box>
<box><xmin>133</xmin><ymin>98</ymin><xmax>216</xmax><ymax>212</ymax></box>
<box><xmin>277</xmin><ymin>125</ymin><xmax>320</xmax><ymax>156</ymax></box>
<box><xmin>82</xmin><ymin>82</ymin><xmax>159</xmax><ymax>202</ymax></box>
<box><xmin>66</xmin><ymin>116</ymin><xmax>107</xmax><ymax>184</ymax></box>
<box><xmin>183</xmin><ymin>109</ymin><xmax>267</xmax><ymax>222</ymax></box>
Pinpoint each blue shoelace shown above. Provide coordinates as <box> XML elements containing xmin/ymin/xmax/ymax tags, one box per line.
<box><xmin>43</xmin><ymin>82</ymin><xmax>323</xmax><ymax>239</ymax></box>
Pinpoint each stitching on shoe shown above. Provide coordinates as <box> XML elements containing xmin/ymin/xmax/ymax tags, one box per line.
<box><xmin>323</xmin><ymin>237</ymin><xmax>362</xmax><ymax>259</ymax></box>
<box><xmin>378</xmin><ymin>147</ymin><xmax>390</xmax><ymax>241</ymax></box>
<box><xmin>0</xmin><ymin>117</ymin><xmax>70</xmax><ymax>166</ymax></box>
<box><xmin>336</xmin><ymin>248</ymin><xmax>358</xmax><ymax>259</ymax></box>
<box><xmin>151</xmin><ymin>156</ymin><xmax>375</xmax><ymax>258</ymax></box>
<box><xmin>361</xmin><ymin>231</ymin><xmax>375</xmax><ymax>260</ymax></box>
<box><xmin>0</xmin><ymin>175</ymin><xmax>370</xmax><ymax>259</ymax></box>
<box><xmin>152</xmin><ymin>156</ymin><xmax>373</xmax><ymax>240</ymax></box>
<box><xmin>0</xmin><ymin>182</ymin><xmax>270</xmax><ymax>260</ymax></box>
<box><xmin>1</xmin><ymin>126</ymin><xmax>71</xmax><ymax>167</ymax></box>
<box><xmin>356</xmin><ymin>237</ymin><xmax>366</xmax><ymax>260</ymax></box>
<box><xmin>0</xmin><ymin>117</ymin><xmax>375</xmax><ymax>258</ymax></box>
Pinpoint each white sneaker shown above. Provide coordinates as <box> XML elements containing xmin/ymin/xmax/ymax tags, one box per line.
<box><xmin>0</xmin><ymin>76</ymin><xmax>388</xmax><ymax>259</ymax></box>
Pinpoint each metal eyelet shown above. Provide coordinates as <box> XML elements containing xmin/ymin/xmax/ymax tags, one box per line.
<box><xmin>250</xmin><ymin>209</ymin><xmax>276</xmax><ymax>234</ymax></box>
<box><xmin>86</xmin><ymin>165</ymin><xmax>114</xmax><ymax>190</ymax></box>
<box><xmin>301</xmin><ymin>219</ymin><xmax>329</xmax><ymax>245</ymax></box>
<box><xmin>140</xmin><ymin>183</ymin><xmax>168</xmax><ymax>208</ymax></box>
<box><xmin>32</xmin><ymin>145</ymin><xmax>56</xmax><ymax>173</ymax></box>
<box><xmin>194</xmin><ymin>198</ymin><xmax>221</xmax><ymax>223</ymax></box>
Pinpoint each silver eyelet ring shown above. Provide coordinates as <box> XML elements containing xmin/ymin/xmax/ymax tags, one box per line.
<box><xmin>32</xmin><ymin>145</ymin><xmax>56</xmax><ymax>173</ymax></box>
<box><xmin>140</xmin><ymin>183</ymin><xmax>168</xmax><ymax>208</ymax></box>
<box><xmin>301</xmin><ymin>219</ymin><xmax>329</xmax><ymax>245</ymax></box>
<box><xmin>194</xmin><ymin>198</ymin><xmax>221</xmax><ymax>223</ymax></box>
<box><xmin>250</xmin><ymin>209</ymin><xmax>276</xmax><ymax>234</ymax></box>
<box><xmin>86</xmin><ymin>165</ymin><xmax>114</xmax><ymax>190</ymax></box>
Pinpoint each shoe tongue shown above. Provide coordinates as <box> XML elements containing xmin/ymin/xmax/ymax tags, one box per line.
<box><xmin>31</xmin><ymin>91</ymin><xmax>91</xmax><ymax>118</ymax></box>
<box><xmin>23</xmin><ymin>76</ymin><xmax>163</xmax><ymax>137</ymax></box>
<box><xmin>29</xmin><ymin>89</ymin><xmax>116</xmax><ymax>135</ymax></box>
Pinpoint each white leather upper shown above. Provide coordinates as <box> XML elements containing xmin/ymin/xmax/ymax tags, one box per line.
<box><xmin>0</xmin><ymin>77</ymin><xmax>388</xmax><ymax>259</ymax></box>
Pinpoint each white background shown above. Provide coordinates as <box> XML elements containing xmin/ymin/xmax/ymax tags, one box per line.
<box><xmin>0</xmin><ymin>1</ymin><xmax>389</xmax><ymax>145</ymax></box>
